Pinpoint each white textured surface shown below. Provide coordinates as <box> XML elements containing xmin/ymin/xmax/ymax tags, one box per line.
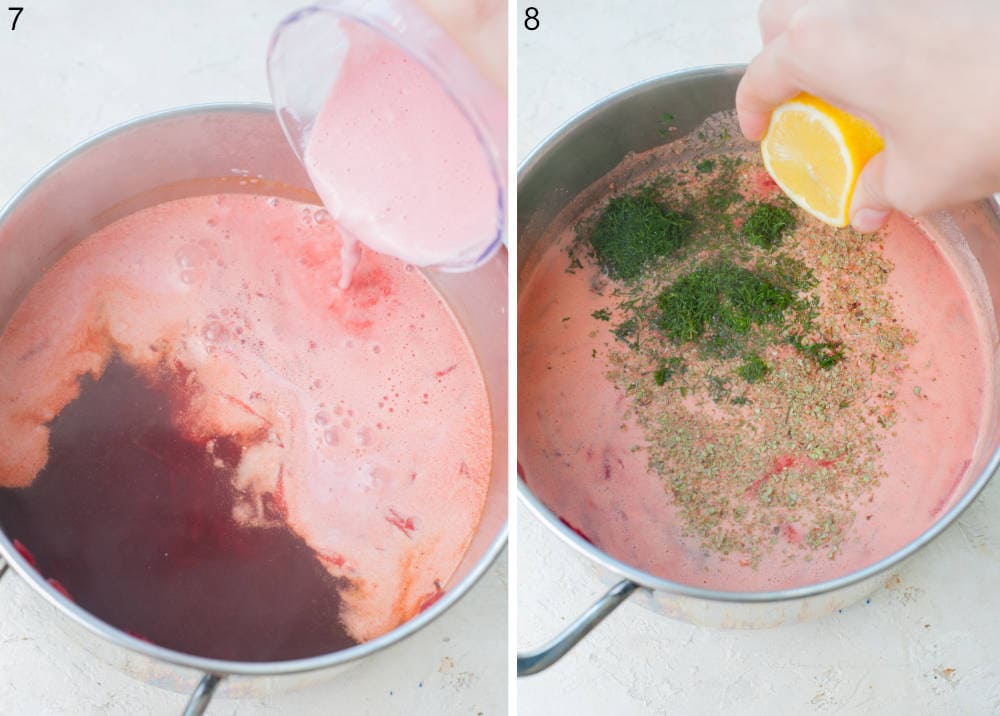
<box><xmin>517</xmin><ymin>1</ymin><xmax>1000</xmax><ymax>713</ymax></box>
<box><xmin>0</xmin><ymin>2</ymin><xmax>505</xmax><ymax>714</ymax></box>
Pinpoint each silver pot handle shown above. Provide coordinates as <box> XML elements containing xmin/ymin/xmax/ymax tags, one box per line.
<box><xmin>517</xmin><ymin>579</ymin><xmax>639</xmax><ymax>676</ymax></box>
<box><xmin>182</xmin><ymin>673</ymin><xmax>223</xmax><ymax>716</ymax></box>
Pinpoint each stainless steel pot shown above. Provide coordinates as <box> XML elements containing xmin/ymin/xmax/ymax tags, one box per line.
<box><xmin>0</xmin><ymin>104</ymin><xmax>508</xmax><ymax>711</ymax></box>
<box><xmin>517</xmin><ymin>65</ymin><xmax>1000</xmax><ymax>675</ymax></box>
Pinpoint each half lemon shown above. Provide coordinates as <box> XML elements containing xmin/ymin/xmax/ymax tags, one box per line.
<box><xmin>761</xmin><ymin>93</ymin><xmax>884</xmax><ymax>227</ymax></box>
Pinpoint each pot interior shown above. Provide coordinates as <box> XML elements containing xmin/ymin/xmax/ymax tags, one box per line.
<box><xmin>0</xmin><ymin>105</ymin><xmax>506</xmax><ymax>668</ymax></box>
<box><xmin>517</xmin><ymin>67</ymin><xmax>1000</xmax><ymax>596</ymax></box>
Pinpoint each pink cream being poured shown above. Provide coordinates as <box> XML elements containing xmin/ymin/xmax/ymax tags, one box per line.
<box><xmin>302</xmin><ymin>22</ymin><xmax>500</xmax><ymax>288</ymax></box>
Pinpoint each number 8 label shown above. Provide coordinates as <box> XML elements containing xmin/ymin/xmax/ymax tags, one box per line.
<box><xmin>525</xmin><ymin>7</ymin><xmax>539</xmax><ymax>31</ymax></box>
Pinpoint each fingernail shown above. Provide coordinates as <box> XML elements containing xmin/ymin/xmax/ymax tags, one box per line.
<box><xmin>850</xmin><ymin>208</ymin><xmax>890</xmax><ymax>233</ymax></box>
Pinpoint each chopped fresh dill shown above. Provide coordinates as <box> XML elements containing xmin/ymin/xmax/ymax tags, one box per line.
<box><xmin>743</xmin><ymin>203</ymin><xmax>796</xmax><ymax>250</ymax></box>
<box><xmin>587</xmin><ymin>190</ymin><xmax>693</xmax><ymax>280</ymax></box>
<box><xmin>578</xmin><ymin>131</ymin><xmax>846</xmax><ymax>404</ymax></box>
<box><xmin>657</xmin><ymin>112</ymin><xmax>676</xmax><ymax>137</ymax></box>
<box><xmin>655</xmin><ymin>261</ymin><xmax>795</xmax><ymax>345</ymax></box>
<box><xmin>707</xmin><ymin>192</ymin><xmax>740</xmax><ymax>212</ymax></box>
<box><xmin>737</xmin><ymin>353</ymin><xmax>770</xmax><ymax>382</ymax></box>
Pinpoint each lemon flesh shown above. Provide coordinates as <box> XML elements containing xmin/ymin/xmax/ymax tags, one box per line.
<box><xmin>761</xmin><ymin>93</ymin><xmax>884</xmax><ymax>227</ymax></box>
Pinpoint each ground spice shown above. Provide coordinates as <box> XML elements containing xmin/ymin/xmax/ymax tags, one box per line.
<box><xmin>572</xmin><ymin>135</ymin><xmax>914</xmax><ymax>566</ymax></box>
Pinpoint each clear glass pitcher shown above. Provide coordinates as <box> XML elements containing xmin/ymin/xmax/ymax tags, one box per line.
<box><xmin>267</xmin><ymin>0</ymin><xmax>506</xmax><ymax>277</ymax></box>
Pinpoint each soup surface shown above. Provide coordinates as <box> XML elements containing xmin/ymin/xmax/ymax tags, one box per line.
<box><xmin>519</xmin><ymin>116</ymin><xmax>990</xmax><ymax>590</ymax></box>
<box><xmin>0</xmin><ymin>192</ymin><xmax>491</xmax><ymax>660</ymax></box>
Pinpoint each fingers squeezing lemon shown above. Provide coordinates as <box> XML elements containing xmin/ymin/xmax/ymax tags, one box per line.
<box><xmin>761</xmin><ymin>93</ymin><xmax>884</xmax><ymax>227</ymax></box>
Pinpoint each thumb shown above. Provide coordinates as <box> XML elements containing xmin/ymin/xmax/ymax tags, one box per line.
<box><xmin>848</xmin><ymin>152</ymin><xmax>892</xmax><ymax>233</ymax></box>
<box><xmin>414</xmin><ymin>0</ymin><xmax>506</xmax><ymax>91</ymax></box>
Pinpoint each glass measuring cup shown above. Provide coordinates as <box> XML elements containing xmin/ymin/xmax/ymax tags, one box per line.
<box><xmin>267</xmin><ymin>1</ymin><xmax>507</xmax><ymax>286</ymax></box>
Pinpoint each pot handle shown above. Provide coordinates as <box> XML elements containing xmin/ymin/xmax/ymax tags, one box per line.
<box><xmin>182</xmin><ymin>673</ymin><xmax>223</xmax><ymax>716</ymax></box>
<box><xmin>517</xmin><ymin>578</ymin><xmax>639</xmax><ymax>676</ymax></box>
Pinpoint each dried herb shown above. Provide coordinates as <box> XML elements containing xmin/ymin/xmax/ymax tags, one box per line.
<box><xmin>654</xmin><ymin>357</ymin><xmax>686</xmax><ymax>385</ymax></box>
<box><xmin>787</xmin><ymin>335</ymin><xmax>845</xmax><ymax>369</ymax></box>
<box><xmin>612</xmin><ymin>317</ymin><xmax>638</xmax><ymax>346</ymax></box>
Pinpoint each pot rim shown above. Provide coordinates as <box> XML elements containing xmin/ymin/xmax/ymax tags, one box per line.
<box><xmin>0</xmin><ymin>101</ymin><xmax>508</xmax><ymax>677</ymax></box>
<box><xmin>517</xmin><ymin>63</ymin><xmax>1000</xmax><ymax>603</ymax></box>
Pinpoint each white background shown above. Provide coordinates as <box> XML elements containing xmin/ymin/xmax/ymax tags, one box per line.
<box><xmin>0</xmin><ymin>2</ymin><xmax>506</xmax><ymax>714</ymax></box>
<box><xmin>517</xmin><ymin>1</ymin><xmax>1000</xmax><ymax>714</ymax></box>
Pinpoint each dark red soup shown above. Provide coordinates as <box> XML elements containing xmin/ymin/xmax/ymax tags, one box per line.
<box><xmin>0</xmin><ymin>357</ymin><xmax>355</xmax><ymax>661</ymax></box>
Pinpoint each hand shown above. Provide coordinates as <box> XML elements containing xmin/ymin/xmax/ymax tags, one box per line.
<box><xmin>414</xmin><ymin>0</ymin><xmax>507</xmax><ymax>91</ymax></box>
<box><xmin>736</xmin><ymin>0</ymin><xmax>1000</xmax><ymax>231</ymax></box>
